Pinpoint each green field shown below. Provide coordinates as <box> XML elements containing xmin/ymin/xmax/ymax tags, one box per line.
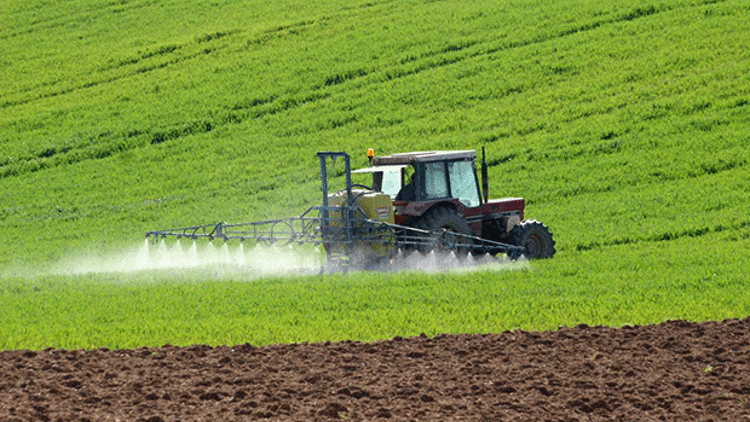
<box><xmin>1</xmin><ymin>0</ymin><xmax>749</xmax><ymax>350</ymax></box>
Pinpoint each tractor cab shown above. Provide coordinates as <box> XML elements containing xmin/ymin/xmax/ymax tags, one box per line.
<box><xmin>354</xmin><ymin>150</ymin><xmax>482</xmax><ymax>206</ymax></box>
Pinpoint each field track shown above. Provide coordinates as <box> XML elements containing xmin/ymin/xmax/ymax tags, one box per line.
<box><xmin>1</xmin><ymin>318</ymin><xmax>748</xmax><ymax>421</ymax></box>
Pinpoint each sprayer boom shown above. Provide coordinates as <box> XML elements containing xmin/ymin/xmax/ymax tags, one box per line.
<box><xmin>146</xmin><ymin>209</ymin><xmax>525</xmax><ymax>268</ymax></box>
<box><xmin>146</xmin><ymin>212</ymin><xmax>321</xmax><ymax>245</ymax></box>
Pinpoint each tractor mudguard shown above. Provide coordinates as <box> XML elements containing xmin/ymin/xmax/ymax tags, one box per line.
<box><xmin>393</xmin><ymin>199</ymin><xmax>464</xmax><ymax>228</ymax></box>
<box><xmin>394</xmin><ymin>197</ymin><xmax>525</xmax><ymax>238</ymax></box>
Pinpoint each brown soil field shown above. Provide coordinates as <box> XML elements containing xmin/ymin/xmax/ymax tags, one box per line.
<box><xmin>1</xmin><ymin>318</ymin><xmax>748</xmax><ymax>421</ymax></box>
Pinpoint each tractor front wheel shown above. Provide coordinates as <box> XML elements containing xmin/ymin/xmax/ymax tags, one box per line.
<box><xmin>509</xmin><ymin>220</ymin><xmax>556</xmax><ymax>259</ymax></box>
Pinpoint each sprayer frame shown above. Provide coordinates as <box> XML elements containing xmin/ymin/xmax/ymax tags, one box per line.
<box><xmin>145</xmin><ymin>150</ymin><xmax>529</xmax><ymax>270</ymax></box>
<box><xmin>317</xmin><ymin>151</ymin><xmax>355</xmax><ymax>245</ymax></box>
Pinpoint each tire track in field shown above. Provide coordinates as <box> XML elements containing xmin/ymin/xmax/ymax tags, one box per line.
<box><xmin>3</xmin><ymin>1</ymin><xmax>677</xmax><ymax>109</ymax></box>
<box><xmin>0</xmin><ymin>0</ymin><xmax>159</xmax><ymax>41</ymax></box>
<box><xmin>573</xmin><ymin>219</ymin><xmax>750</xmax><ymax>253</ymax></box>
<box><xmin>0</xmin><ymin>0</ymin><xmax>731</xmax><ymax>179</ymax></box>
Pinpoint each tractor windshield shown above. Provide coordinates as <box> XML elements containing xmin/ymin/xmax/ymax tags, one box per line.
<box><xmin>352</xmin><ymin>164</ymin><xmax>407</xmax><ymax>199</ymax></box>
<box><xmin>381</xmin><ymin>167</ymin><xmax>403</xmax><ymax>198</ymax></box>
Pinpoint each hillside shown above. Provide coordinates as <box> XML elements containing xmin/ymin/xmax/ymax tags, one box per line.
<box><xmin>1</xmin><ymin>0</ymin><xmax>749</xmax><ymax>323</ymax></box>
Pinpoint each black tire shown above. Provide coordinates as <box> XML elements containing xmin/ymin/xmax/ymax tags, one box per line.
<box><xmin>509</xmin><ymin>220</ymin><xmax>556</xmax><ymax>259</ymax></box>
<box><xmin>416</xmin><ymin>207</ymin><xmax>471</xmax><ymax>254</ymax></box>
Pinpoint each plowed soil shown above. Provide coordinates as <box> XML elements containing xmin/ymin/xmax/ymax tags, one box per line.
<box><xmin>1</xmin><ymin>318</ymin><xmax>749</xmax><ymax>421</ymax></box>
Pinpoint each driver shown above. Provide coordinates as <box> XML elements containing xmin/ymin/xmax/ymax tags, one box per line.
<box><xmin>396</xmin><ymin>173</ymin><xmax>416</xmax><ymax>201</ymax></box>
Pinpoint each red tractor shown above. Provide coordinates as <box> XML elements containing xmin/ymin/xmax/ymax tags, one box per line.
<box><xmin>353</xmin><ymin>148</ymin><xmax>556</xmax><ymax>259</ymax></box>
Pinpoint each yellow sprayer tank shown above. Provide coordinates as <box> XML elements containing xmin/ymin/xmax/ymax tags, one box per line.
<box><xmin>324</xmin><ymin>189</ymin><xmax>395</xmax><ymax>264</ymax></box>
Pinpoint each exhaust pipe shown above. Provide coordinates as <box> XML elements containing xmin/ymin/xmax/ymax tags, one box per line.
<box><xmin>481</xmin><ymin>146</ymin><xmax>489</xmax><ymax>203</ymax></box>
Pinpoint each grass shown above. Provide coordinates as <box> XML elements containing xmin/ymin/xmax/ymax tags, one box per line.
<box><xmin>1</xmin><ymin>0</ymin><xmax>748</xmax><ymax>349</ymax></box>
<box><xmin>2</xmin><ymin>228</ymin><xmax>748</xmax><ymax>350</ymax></box>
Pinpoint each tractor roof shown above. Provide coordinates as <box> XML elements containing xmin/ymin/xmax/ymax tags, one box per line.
<box><xmin>372</xmin><ymin>150</ymin><xmax>476</xmax><ymax>166</ymax></box>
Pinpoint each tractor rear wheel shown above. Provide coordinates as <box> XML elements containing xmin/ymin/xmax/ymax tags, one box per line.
<box><xmin>416</xmin><ymin>207</ymin><xmax>471</xmax><ymax>254</ymax></box>
<box><xmin>509</xmin><ymin>220</ymin><xmax>556</xmax><ymax>259</ymax></box>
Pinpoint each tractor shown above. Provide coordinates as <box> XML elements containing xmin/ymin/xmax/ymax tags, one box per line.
<box><xmin>351</xmin><ymin>148</ymin><xmax>555</xmax><ymax>259</ymax></box>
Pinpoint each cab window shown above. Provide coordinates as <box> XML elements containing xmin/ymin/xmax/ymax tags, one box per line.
<box><xmin>448</xmin><ymin>160</ymin><xmax>480</xmax><ymax>207</ymax></box>
<box><xmin>424</xmin><ymin>162</ymin><xmax>448</xmax><ymax>199</ymax></box>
